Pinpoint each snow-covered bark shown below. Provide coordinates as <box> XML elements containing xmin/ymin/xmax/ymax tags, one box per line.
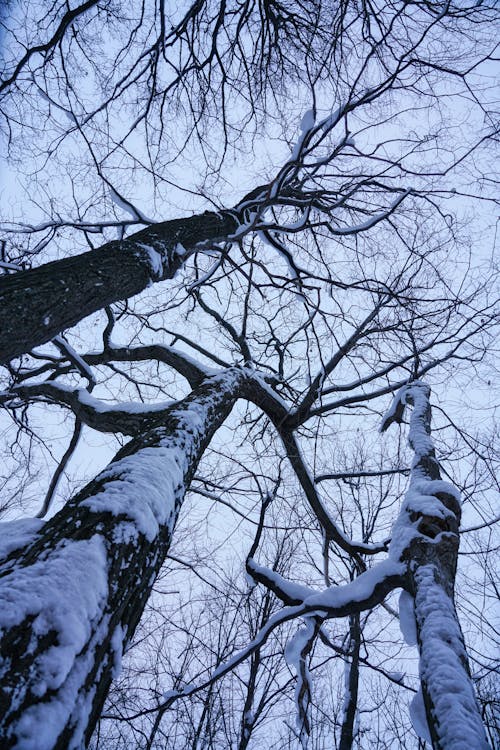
<box><xmin>0</xmin><ymin>210</ymin><xmax>238</xmax><ymax>365</ymax></box>
<box><xmin>385</xmin><ymin>382</ymin><xmax>489</xmax><ymax>750</ymax></box>
<box><xmin>0</xmin><ymin>369</ymin><xmax>244</xmax><ymax>749</ymax></box>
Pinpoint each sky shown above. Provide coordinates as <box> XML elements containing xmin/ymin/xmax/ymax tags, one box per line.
<box><xmin>0</xmin><ymin>2</ymin><xmax>498</xmax><ymax>747</ymax></box>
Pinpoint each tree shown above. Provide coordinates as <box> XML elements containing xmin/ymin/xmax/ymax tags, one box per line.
<box><xmin>0</xmin><ymin>1</ymin><xmax>498</xmax><ymax>748</ymax></box>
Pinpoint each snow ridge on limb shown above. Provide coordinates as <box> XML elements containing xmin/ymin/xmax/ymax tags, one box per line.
<box><xmin>384</xmin><ymin>381</ymin><xmax>462</xmax><ymax>562</ymax></box>
<box><xmin>0</xmin><ymin>369</ymin><xmax>245</xmax><ymax>750</ymax></box>
<box><xmin>246</xmin><ymin>558</ymin><xmax>315</xmax><ymax>605</ymax></box>
<box><xmin>6</xmin><ymin>382</ymin><xmax>174</xmax><ymax>436</ymax></box>
<box><xmin>383</xmin><ymin>380</ymin><xmax>490</xmax><ymax>750</ymax></box>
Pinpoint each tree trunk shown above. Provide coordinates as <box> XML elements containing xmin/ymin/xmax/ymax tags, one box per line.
<box><xmin>389</xmin><ymin>383</ymin><xmax>490</xmax><ymax>750</ymax></box>
<box><xmin>339</xmin><ymin>612</ymin><xmax>361</xmax><ymax>750</ymax></box>
<box><xmin>410</xmin><ymin>536</ymin><xmax>489</xmax><ymax>750</ymax></box>
<box><xmin>0</xmin><ymin>211</ymin><xmax>238</xmax><ymax>365</ymax></box>
<box><xmin>0</xmin><ymin>369</ymin><xmax>244</xmax><ymax>749</ymax></box>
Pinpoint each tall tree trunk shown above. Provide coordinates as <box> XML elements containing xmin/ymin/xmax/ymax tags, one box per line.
<box><xmin>338</xmin><ymin>612</ymin><xmax>361</xmax><ymax>750</ymax></box>
<box><xmin>0</xmin><ymin>369</ymin><xmax>244</xmax><ymax>749</ymax></box>
<box><xmin>0</xmin><ymin>211</ymin><xmax>238</xmax><ymax>365</ymax></box>
<box><xmin>388</xmin><ymin>383</ymin><xmax>490</xmax><ymax>750</ymax></box>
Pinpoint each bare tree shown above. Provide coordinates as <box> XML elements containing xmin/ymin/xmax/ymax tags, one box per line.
<box><xmin>0</xmin><ymin>1</ymin><xmax>498</xmax><ymax>748</ymax></box>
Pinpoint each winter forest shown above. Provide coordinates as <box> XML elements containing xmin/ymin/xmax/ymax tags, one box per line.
<box><xmin>0</xmin><ymin>1</ymin><xmax>498</xmax><ymax>748</ymax></box>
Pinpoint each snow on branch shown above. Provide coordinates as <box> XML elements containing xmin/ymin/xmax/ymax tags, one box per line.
<box><xmin>84</xmin><ymin>341</ymin><xmax>215</xmax><ymax>386</ymax></box>
<box><xmin>285</xmin><ymin>615</ymin><xmax>321</xmax><ymax>747</ymax></box>
<box><xmin>5</xmin><ymin>381</ymin><xmax>175</xmax><ymax>435</ymax></box>
<box><xmin>382</xmin><ymin>380</ymin><xmax>462</xmax><ymax>561</ymax></box>
<box><xmin>379</xmin><ymin>383</ymin><xmax>409</xmax><ymax>433</ymax></box>
<box><xmin>228</xmin><ymin>102</ymin><xmax>412</xmax><ymax>266</ymax></box>
<box><xmin>52</xmin><ymin>336</ymin><xmax>96</xmax><ymax>387</ymax></box>
<box><xmin>154</xmin><ymin>559</ymin><xmax>404</xmax><ymax>715</ymax></box>
<box><xmin>301</xmin><ymin>559</ymin><xmax>405</xmax><ymax>613</ymax></box>
<box><xmin>246</xmin><ymin>558</ymin><xmax>315</xmax><ymax>605</ymax></box>
<box><xmin>109</xmin><ymin>185</ymin><xmax>154</xmax><ymax>225</ymax></box>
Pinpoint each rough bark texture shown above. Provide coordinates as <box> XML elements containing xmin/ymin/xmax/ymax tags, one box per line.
<box><xmin>393</xmin><ymin>384</ymin><xmax>490</xmax><ymax>750</ymax></box>
<box><xmin>0</xmin><ymin>211</ymin><xmax>238</xmax><ymax>364</ymax></box>
<box><xmin>0</xmin><ymin>370</ymin><xmax>244</xmax><ymax>749</ymax></box>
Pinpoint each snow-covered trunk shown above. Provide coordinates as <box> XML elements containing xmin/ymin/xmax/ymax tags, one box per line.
<box><xmin>0</xmin><ymin>210</ymin><xmax>238</xmax><ymax>364</ymax></box>
<box><xmin>392</xmin><ymin>383</ymin><xmax>489</xmax><ymax>750</ymax></box>
<box><xmin>0</xmin><ymin>369</ymin><xmax>243</xmax><ymax>749</ymax></box>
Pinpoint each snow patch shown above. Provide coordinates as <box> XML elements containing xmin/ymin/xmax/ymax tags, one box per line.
<box><xmin>414</xmin><ymin>564</ymin><xmax>489</xmax><ymax>748</ymax></box>
<box><xmin>398</xmin><ymin>590</ymin><xmax>417</xmax><ymax>646</ymax></box>
<box><xmin>111</xmin><ymin>623</ymin><xmax>124</xmax><ymax>678</ymax></box>
<box><xmin>82</xmin><ymin>441</ymin><xmax>185</xmax><ymax>542</ymax></box>
<box><xmin>0</xmin><ymin>517</ymin><xmax>44</xmax><ymax>561</ymax></box>
<box><xmin>0</xmin><ymin>532</ymin><xmax>109</xmax><ymax>749</ymax></box>
<box><xmin>0</xmin><ymin>534</ymin><xmax>108</xmax><ymax>652</ymax></box>
<box><xmin>136</xmin><ymin>241</ymin><xmax>164</xmax><ymax>278</ymax></box>
<box><xmin>409</xmin><ymin>689</ymin><xmax>432</xmax><ymax>744</ymax></box>
<box><xmin>81</xmin><ymin>371</ymin><xmax>242</xmax><ymax>541</ymax></box>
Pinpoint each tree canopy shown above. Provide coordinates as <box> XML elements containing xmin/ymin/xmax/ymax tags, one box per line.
<box><xmin>0</xmin><ymin>1</ymin><xmax>498</xmax><ymax>748</ymax></box>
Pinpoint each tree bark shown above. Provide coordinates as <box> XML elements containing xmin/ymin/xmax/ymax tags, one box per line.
<box><xmin>0</xmin><ymin>211</ymin><xmax>238</xmax><ymax>365</ymax></box>
<box><xmin>0</xmin><ymin>369</ymin><xmax>244</xmax><ymax>749</ymax></box>
<box><xmin>388</xmin><ymin>383</ymin><xmax>490</xmax><ymax>750</ymax></box>
<box><xmin>339</xmin><ymin>612</ymin><xmax>361</xmax><ymax>750</ymax></box>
